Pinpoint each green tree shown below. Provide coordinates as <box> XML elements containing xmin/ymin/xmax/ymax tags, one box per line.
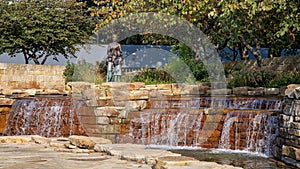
<box><xmin>0</xmin><ymin>0</ymin><xmax>97</xmax><ymax>64</ymax></box>
<box><xmin>92</xmin><ymin>0</ymin><xmax>299</xmax><ymax>66</ymax></box>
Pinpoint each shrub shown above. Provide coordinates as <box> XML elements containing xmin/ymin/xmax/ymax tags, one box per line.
<box><xmin>131</xmin><ymin>67</ymin><xmax>175</xmax><ymax>85</ymax></box>
<box><xmin>267</xmin><ymin>71</ymin><xmax>300</xmax><ymax>88</ymax></box>
<box><xmin>226</xmin><ymin>63</ymin><xmax>300</xmax><ymax>88</ymax></box>
<box><xmin>63</xmin><ymin>59</ymin><xmax>106</xmax><ymax>84</ymax></box>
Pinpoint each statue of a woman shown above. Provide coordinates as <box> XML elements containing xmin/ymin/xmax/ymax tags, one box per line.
<box><xmin>106</xmin><ymin>34</ymin><xmax>123</xmax><ymax>82</ymax></box>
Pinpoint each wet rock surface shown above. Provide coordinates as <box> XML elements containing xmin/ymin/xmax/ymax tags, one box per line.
<box><xmin>0</xmin><ymin>135</ymin><xmax>242</xmax><ymax>169</ymax></box>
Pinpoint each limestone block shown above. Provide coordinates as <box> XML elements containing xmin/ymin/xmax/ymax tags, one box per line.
<box><xmin>97</xmin><ymin>117</ymin><xmax>110</xmax><ymax>125</ymax></box>
<box><xmin>129</xmin><ymin>82</ymin><xmax>145</xmax><ymax>90</ymax></box>
<box><xmin>157</xmin><ymin>84</ymin><xmax>172</xmax><ymax>90</ymax></box>
<box><xmin>125</xmin><ymin>100</ymin><xmax>147</xmax><ymax>111</ymax></box>
<box><xmin>172</xmin><ymin>84</ymin><xmax>199</xmax><ymax>95</ymax></box>
<box><xmin>286</xmin><ymin>84</ymin><xmax>300</xmax><ymax>99</ymax></box>
<box><xmin>118</xmin><ymin>109</ymin><xmax>128</xmax><ymax>119</ymax></box>
<box><xmin>110</xmin><ymin>89</ymin><xmax>129</xmax><ymax>101</ymax></box>
<box><xmin>69</xmin><ymin>135</ymin><xmax>112</xmax><ymax>149</ymax></box>
<box><xmin>155</xmin><ymin>156</ymin><xmax>199</xmax><ymax>169</ymax></box>
<box><xmin>149</xmin><ymin>89</ymin><xmax>159</xmax><ymax>98</ymax></box>
<box><xmin>109</xmin><ymin>117</ymin><xmax>120</xmax><ymax>124</ymax></box>
<box><xmin>94</xmin><ymin>107</ymin><xmax>107</xmax><ymax>116</ymax></box>
<box><xmin>295</xmin><ymin>87</ymin><xmax>300</xmax><ymax>99</ymax></box>
<box><xmin>198</xmin><ymin>82</ymin><xmax>211</xmax><ymax>87</ymax></box>
<box><xmin>49</xmin><ymin>140</ymin><xmax>68</xmax><ymax>148</ymax></box>
<box><xmin>287</xmin><ymin>128</ymin><xmax>300</xmax><ymax>137</ymax></box>
<box><xmin>126</xmin><ymin>111</ymin><xmax>142</xmax><ymax>120</ymax></box>
<box><xmin>1</xmin><ymin>89</ymin><xmax>13</xmax><ymax>95</ymax></box>
<box><xmin>145</xmin><ymin>85</ymin><xmax>157</xmax><ymax>90</ymax></box>
<box><xmin>69</xmin><ymin>136</ymin><xmax>95</xmax><ymax>149</ymax></box>
<box><xmin>232</xmin><ymin>87</ymin><xmax>249</xmax><ymax>95</ymax></box>
<box><xmin>94</xmin><ymin>107</ymin><xmax>121</xmax><ymax>117</ymax></box>
<box><xmin>291</xmin><ymin>122</ymin><xmax>300</xmax><ymax>130</ymax></box>
<box><xmin>209</xmin><ymin>89</ymin><xmax>232</xmax><ymax>95</ymax></box>
<box><xmin>95</xmin><ymin>89</ymin><xmax>107</xmax><ymax>98</ymax></box>
<box><xmin>287</xmin><ymin>84</ymin><xmax>300</xmax><ymax>90</ymax></box>
<box><xmin>101</xmin><ymin>82</ymin><xmax>129</xmax><ymax>90</ymax></box>
<box><xmin>24</xmin><ymin>89</ymin><xmax>37</xmax><ymax>96</ymax></box>
<box><xmin>156</xmin><ymin>90</ymin><xmax>173</xmax><ymax>97</ymax></box>
<box><xmin>198</xmin><ymin>85</ymin><xmax>210</xmax><ymax>94</ymax></box>
<box><xmin>43</xmin><ymin>89</ymin><xmax>62</xmax><ymax>95</ymax></box>
<box><xmin>282</xmin><ymin>145</ymin><xmax>300</xmax><ymax>161</ymax></box>
<box><xmin>0</xmin><ymin>136</ymin><xmax>32</xmax><ymax>144</ymax></box>
<box><xmin>0</xmin><ymin>98</ymin><xmax>15</xmax><ymax>106</ymax></box>
<box><xmin>248</xmin><ymin>87</ymin><xmax>264</xmax><ymax>96</ymax></box>
<box><xmin>265</xmin><ymin>88</ymin><xmax>280</xmax><ymax>95</ymax></box>
<box><xmin>129</xmin><ymin>89</ymin><xmax>149</xmax><ymax>100</ymax></box>
<box><xmin>31</xmin><ymin>135</ymin><xmax>51</xmax><ymax>144</ymax></box>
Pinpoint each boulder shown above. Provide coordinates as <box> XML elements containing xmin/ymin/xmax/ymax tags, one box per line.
<box><xmin>0</xmin><ymin>136</ymin><xmax>32</xmax><ymax>144</ymax></box>
<box><xmin>0</xmin><ymin>98</ymin><xmax>15</xmax><ymax>106</ymax></box>
<box><xmin>232</xmin><ymin>87</ymin><xmax>249</xmax><ymax>95</ymax></box>
<box><xmin>264</xmin><ymin>88</ymin><xmax>280</xmax><ymax>95</ymax></box>
<box><xmin>31</xmin><ymin>135</ymin><xmax>51</xmax><ymax>144</ymax></box>
<box><xmin>69</xmin><ymin>135</ymin><xmax>112</xmax><ymax>149</ymax></box>
<box><xmin>155</xmin><ymin>156</ymin><xmax>199</xmax><ymax>169</ymax></box>
<box><xmin>286</xmin><ymin>84</ymin><xmax>300</xmax><ymax>99</ymax></box>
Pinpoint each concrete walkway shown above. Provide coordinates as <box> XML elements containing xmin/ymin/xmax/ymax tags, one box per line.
<box><xmin>0</xmin><ymin>135</ymin><xmax>242</xmax><ymax>169</ymax></box>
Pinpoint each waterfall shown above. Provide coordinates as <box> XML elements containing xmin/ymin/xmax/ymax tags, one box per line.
<box><xmin>218</xmin><ymin>111</ymin><xmax>279</xmax><ymax>155</ymax></box>
<box><xmin>4</xmin><ymin>97</ymin><xmax>87</xmax><ymax>137</ymax></box>
<box><xmin>124</xmin><ymin>97</ymin><xmax>281</xmax><ymax>156</ymax></box>
<box><xmin>130</xmin><ymin>109</ymin><xmax>204</xmax><ymax>147</ymax></box>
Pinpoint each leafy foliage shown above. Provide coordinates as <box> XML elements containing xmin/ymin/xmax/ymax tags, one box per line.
<box><xmin>89</xmin><ymin>0</ymin><xmax>299</xmax><ymax>65</ymax></box>
<box><xmin>0</xmin><ymin>0</ymin><xmax>97</xmax><ymax>64</ymax></box>
<box><xmin>171</xmin><ymin>42</ymin><xmax>209</xmax><ymax>82</ymax></box>
<box><xmin>64</xmin><ymin>59</ymin><xmax>106</xmax><ymax>84</ymax></box>
<box><xmin>131</xmin><ymin>67</ymin><xmax>175</xmax><ymax>85</ymax></box>
<box><xmin>267</xmin><ymin>71</ymin><xmax>300</xmax><ymax>88</ymax></box>
<box><xmin>226</xmin><ymin>64</ymin><xmax>300</xmax><ymax>88</ymax></box>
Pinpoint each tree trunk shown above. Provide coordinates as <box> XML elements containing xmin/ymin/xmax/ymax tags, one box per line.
<box><xmin>239</xmin><ymin>37</ymin><xmax>262</xmax><ymax>67</ymax></box>
<box><xmin>22</xmin><ymin>48</ymin><xmax>29</xmax><ymax>64</ymax></box>
<box><xmin>238</xmin><ymin>43</ymin><xmax>249</xmax><ymax>60</ymax></box>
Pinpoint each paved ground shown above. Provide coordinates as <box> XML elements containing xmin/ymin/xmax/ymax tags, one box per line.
<box><xmin>0</xmin><ymin>143</ymin><xmax>152</xmax><ymax>169</ymax></box>
<box><xmin>0</xmin><ymin>135</ymin><xmax>242</xmax><ymax>169</ymax></box>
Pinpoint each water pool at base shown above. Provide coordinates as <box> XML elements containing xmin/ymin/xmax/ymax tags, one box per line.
<box><xmin>170</xmin><ymin>149</ymin><xmax>296</xmax><ymax>169</ymax></box>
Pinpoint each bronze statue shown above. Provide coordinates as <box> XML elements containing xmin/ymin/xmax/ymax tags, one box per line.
<box><xmin>106</xmin><ymin>34</ymin><xmax>123</xmax><ymax>82</ymax></box>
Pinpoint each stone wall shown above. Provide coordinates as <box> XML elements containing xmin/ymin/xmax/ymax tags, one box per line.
<box><xmin>68</xmin><ymin>82</ymin><xmax>285</xmax><ymax>141</ymax></box>
<box><xmin>69</xmin><ymin>82</ymin><xmax>300</xmax><ymax>167</ymax></box>
<box><xmin>0</xmin><ymin>63</ymin><xmax>66</xmax><ymax>95</ymax></box>
<box><xmin>0</xmin><ymin>63</ymin><xmax>66</xmax><ymax>134</ymax></box>
<box><xmin>275</xmin><ymin>84</ymin><xmax>300</xmax><ymax>167</ymax></box>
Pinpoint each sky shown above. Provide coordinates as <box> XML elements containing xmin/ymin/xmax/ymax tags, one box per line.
<box><xmin>0</xmin><ymin>45</ymin><xmax>175</xmax><ymax>67</ymax></box>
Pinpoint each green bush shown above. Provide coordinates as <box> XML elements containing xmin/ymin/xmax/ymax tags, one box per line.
<box><xmin>131</xmin><ymin>67</ymin><xmax>175</xmax><ymax>85</ymax></box>
<box><xmin>226</xmin><ymin>63</ymin><xmax>300</xmax><ymax>88</ymax></box>
<box><xmin>267</xmin><ymin>71</ymin><xmax>300</xmax><ymax>88</ymax></box>
<box><xmin>171</xmin><ymin>42</ymin><xmax>209</xmax><ymax>82</ymax></box>
<box><xmin>63</xmin><ymin>59</ymin><xmax>106</xmax><ymax>84</ymax></box>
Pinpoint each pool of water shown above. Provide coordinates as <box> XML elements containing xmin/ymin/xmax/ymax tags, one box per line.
<box><xmin>169</xmin><ymin>149</ymin><xmax>296</xmax><ymax>169</ymax></box>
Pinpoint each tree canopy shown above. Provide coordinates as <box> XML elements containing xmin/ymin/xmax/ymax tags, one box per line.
<box><xmin>85</xmin><ymin>0</ymin><xmax>299</xmax><ymax>64</ymax></box>
<box><xmin>0</xmin><ymin>0</ymin><xmax>97</xmax><ymax>64</ymax></box>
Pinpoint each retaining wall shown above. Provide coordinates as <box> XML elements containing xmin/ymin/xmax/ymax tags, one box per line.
<box><xmin>0</xmin><ymin>63</ymin><xmax>66</xmax><ymax>94</ymax></box>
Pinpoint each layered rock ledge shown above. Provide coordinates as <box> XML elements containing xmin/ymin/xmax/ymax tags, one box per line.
<box><xmin>0</xmin><ymin>135</ymin><xmax>242</xmax><ymax>169</ymax></box>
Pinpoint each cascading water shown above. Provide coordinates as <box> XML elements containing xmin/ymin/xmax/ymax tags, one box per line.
<box><xmin>218</xmin><ymin>111</ymin><xmax>279</xmax><ymax>156</ymax></box>
<box><xmin>4</xmin><ymin>97</ymin><xmax>88</xmax><ymax>137</ymax></box>
<box><xmin>123</xmin><ymin>97</ymin><xmax>281</xmax><ymax>156</ymax></box>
